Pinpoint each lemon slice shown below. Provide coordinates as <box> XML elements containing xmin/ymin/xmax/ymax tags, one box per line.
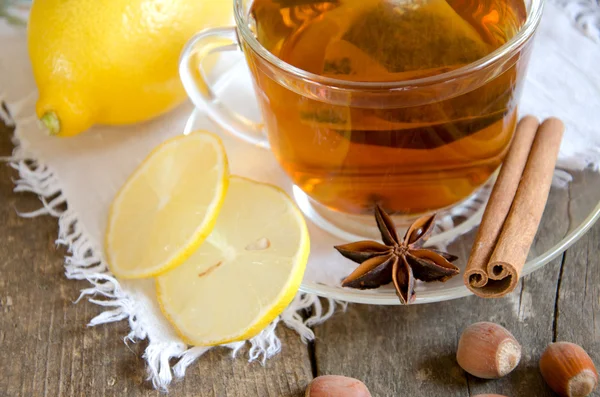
<box><xmin>156</xmin><ymin>176</ymin><xmax>310</xmax><ymax>346</ymax></box>
<box><xmin>105</xmin><ymin>131</ymin><xmax>229</xmax><ymax>279</ymax></box>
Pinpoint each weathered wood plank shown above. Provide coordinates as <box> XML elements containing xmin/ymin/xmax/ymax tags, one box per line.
<box><xmin>555</xmin><ymin>219</ymin><xmax>600</xmax><ymax>394</ymax></box>
<box><xmin>313</xmin><ymin>260</ymin><xmax>562</xmax><ymax>397</ymax></box>
<box><xmin>313</xmin><ymin>169</ymin><xmax>593</xmax><ymax>396</ymax></box>
<box><xmin>0</xmin><ymin>120</ymin><xmax>313</xmax><ymax>397</ymax></box>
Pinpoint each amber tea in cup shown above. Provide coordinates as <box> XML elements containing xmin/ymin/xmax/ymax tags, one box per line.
<box><xmin>180</xmin><ymin>0</ymin><xmax>540</xmax><ymax>231</ymax></box>
<box><xmin>247</xmin><ymin>0</ymin><xmax>527</xmax><ymax>215</ymax></box>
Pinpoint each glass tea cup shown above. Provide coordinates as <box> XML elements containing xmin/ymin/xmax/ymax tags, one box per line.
<box><xmin>179</xmin><ymin>0</ymin><xmax>544</xmax><ymax>237</ymax></box>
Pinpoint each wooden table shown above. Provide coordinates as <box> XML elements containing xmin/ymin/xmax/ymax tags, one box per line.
<box><xmin>0</xmin><ymin>119</ymin><xmax>598</xmax><ymax>397</ymax></box>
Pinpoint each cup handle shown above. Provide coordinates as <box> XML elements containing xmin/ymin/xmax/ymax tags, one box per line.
<box><xmin>179</xmin><ymin>27</ymin><xmax>268</xmax><ymax>148</ymax></box>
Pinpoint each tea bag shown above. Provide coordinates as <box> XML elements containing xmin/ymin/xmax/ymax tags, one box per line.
<box><xmin>293</xmin><ymin>0</ymin><xmax>500</xmax><ymax>83</ymax></box>
<box><xmin>336</xmin><ymin>0</ymin><xmax>514</xmax><ymax>146</ymax></box>
<box><xmin>340</xmin><ymin>0</ymin><xmax>494</xmax><ymax>76</ymax></box>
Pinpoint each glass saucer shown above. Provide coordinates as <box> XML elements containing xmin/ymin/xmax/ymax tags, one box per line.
<box><xmin>185</xmin><ymin>57</ymin><xmax>600</xmax><ymax>305</ymax></box>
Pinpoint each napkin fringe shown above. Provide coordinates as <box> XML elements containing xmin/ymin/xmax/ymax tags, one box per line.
<box><xmin>7</xmin><ymin>136</ymin><xmax>345</xmax><ymax>390</ymax></box>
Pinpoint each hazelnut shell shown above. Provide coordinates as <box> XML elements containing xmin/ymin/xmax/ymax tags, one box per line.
<box><xmin>539</xmin><ymin>342</ymin><xmax>598</xmax><ymax>397</ymax></box>
<box><xmin>306</xmin><ymin>375</ymin><xmax>371</xmax><ymax>397</ymax></box>
<box><xmin>456</xmin><ymin>322</ymin><xmax>521</xmax><ymax>379</ymax></box>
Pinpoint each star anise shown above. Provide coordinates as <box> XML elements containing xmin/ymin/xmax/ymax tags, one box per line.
<box><xmin>335</xmin><ymin>205</ymin><xmax>460</xmax><ymax>304</ymax></box>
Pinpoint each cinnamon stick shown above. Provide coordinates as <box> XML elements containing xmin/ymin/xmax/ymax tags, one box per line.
<box><xmin>465</xmin><ymin>117</ymin><xmax>564</xmax><ymax>298</ymax></box>
<box><xmin>464</xmin><ymin>116</ymin><xmax>539</xmax><ymax>294</ymax></box>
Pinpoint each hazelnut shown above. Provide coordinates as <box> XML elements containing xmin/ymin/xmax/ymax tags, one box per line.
<box><xmin>539</xmin><ymin>342</ymin><xmax>598</xmax><ymax>397</ymax></box>
<box><xmin>305</xmin><ymin>375</ymin><xmax>371</xmax><ymax>397</ymax></box>
<box><xmin>456</xmin><ymin>322</ymin><xmax>521</xmax><ymax>379</ymax></box>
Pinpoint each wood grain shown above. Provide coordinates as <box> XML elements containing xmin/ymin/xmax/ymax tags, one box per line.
<box><xmin>312</xmin><ymin>264</ymin><xmax>561</xmax><ymax>397</ymax></box>
<box><xmin>555</xmin><ymin>212</ymin><xmax>600</xmax><ymax>377</ymax></box>
<box><xmin>0</xmin><ymin>121</ymin><xmax>312</xmax><ymax>397</ymax></box>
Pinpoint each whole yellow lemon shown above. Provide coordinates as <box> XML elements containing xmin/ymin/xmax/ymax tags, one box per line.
<box><xmin>28</xmin><ymin>0</ymin><xmax>232</xmax><ymax>137</ymax></box>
